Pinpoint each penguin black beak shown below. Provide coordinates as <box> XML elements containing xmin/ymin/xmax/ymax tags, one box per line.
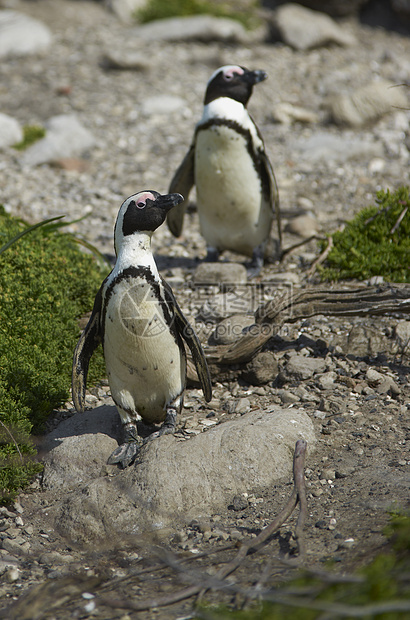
<box><xmin>157</xmin><ymin>193</ymin><xmax>184</xmax><ymax>212</ymax></box>
<box><xmin>243</xmin><ymin>70</ymin><xmax>267</xmax><ymax>85</ymax></box>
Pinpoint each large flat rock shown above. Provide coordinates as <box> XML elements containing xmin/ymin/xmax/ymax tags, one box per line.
<box><xmin>41</xmin><ymin>406</ymin><xmax>316</xmax><ymax>542</ymax></box>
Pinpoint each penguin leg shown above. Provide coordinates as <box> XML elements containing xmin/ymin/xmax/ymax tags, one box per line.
<box><xmin>107</xmin><ymin>421</ymin><xmax>143</xmax><ymax>468</ymax></box>
<box><xmin>247</xmin><ymin>245</ymin><xmax>265</xmax><ymax>278</ymax></box>
<box><xmin>144</xmin><ymin>407</ymin><xmax>178</xmax><ymax>443</ymax></box>
<box><xmin>204</xmin><ymin>246</ymin><xmax>220</xmax><ymax>262</ymax></box>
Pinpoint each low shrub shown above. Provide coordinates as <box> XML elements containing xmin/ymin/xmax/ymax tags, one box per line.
<box><xmin>0</xmin><ymin>208</ymin><xmax>108</xmax><ymax>502</ymax></box>
<box><xmin>320</xmin><ymin>187</ymin><xmax>409</xmax><ymax>283</ymax></box>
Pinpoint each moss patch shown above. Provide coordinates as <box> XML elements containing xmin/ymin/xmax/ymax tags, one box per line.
<box><xmin>320</xmin><ymin>187</ymin><xmax>409</xmax><ymax>283</ymax></box>
<box><xmin>0</xmin><ymin>208</ymin><xmax>108</xmax><ymax>502</ymax></box>
<box><xmin>13</xmin><ymin>125</ymin><xmax>46</xmax><ymax>151</ymax></box>
<box><xmin>136</xmin><ymin>0</ymin><xmax>260</xmax><ymax>29</ymax></box>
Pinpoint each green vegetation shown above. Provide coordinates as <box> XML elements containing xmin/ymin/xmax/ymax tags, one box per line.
<box><xmin>0</xmin><ymin>208</ymin><xmax>108</xmax><ymax>503</ymax></box>
<box><xmin>13</xmin><ymin>125</ymin><xmax>46</xmax><ymax>151</ymax></box>
<box><xmin>320</xmin><ymin>187</ymin><xmax>409</xmax><ymax>283</ymax></box>
<box><xmin>136</xmin><ymin>0</ymin><xmax>261</xmax><ymax>29</ymax></box>
<box><xmin>200</xmin><ymin>511</ymin><xmax>410</xmax><ymax>619</ymax></box>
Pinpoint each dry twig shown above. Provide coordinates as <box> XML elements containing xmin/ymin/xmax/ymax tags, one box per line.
<box><xmin>306</xmin><ymin>234</ymin><xmax>333</xmax><ymax>277</ymax></box>
<box><xmin>206</xmin><ymin>283</ymin><xmax>410</xmax><ymax>368</ymax></box>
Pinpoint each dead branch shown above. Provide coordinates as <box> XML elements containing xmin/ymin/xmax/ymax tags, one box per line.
<box><xmin>306</xmin><ymin>234</ymin><xmax>333</xmax><ymax>277</ymax></box>
<box><xmin>206</xmin><ymin>283</ymin><xmax>410</xmax><ymax>367</ymax></box>
<box><xmin>99</xmin><ymin>439</ymin><xmax>308</xmax><ymax>613</ymax></box>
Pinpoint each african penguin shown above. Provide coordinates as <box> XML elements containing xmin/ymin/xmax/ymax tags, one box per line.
<box><xmin>167</xmin><ymin>64</ymin><xmax>281</xmax><ymax>277</ymax></box>
<box><xmin>72</xmin><ymin>191</ymin><xmax>212</xmax><ymax>468</ymax></box>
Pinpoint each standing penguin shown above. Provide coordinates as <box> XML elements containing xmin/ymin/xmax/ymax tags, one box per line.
<box><xmin>72</xmin><ymin>191</ymin><xmax>212</xmax><ymax>468</ymax></box>
<box><xmin>167</xmin><ymin>64</ymin><xmax>281</xmax><ymax>276</ymax></box>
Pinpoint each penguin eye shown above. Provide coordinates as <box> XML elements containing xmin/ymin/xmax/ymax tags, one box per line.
<box><xmin>136</xmin><ymin>201</ymin><xmax>146</xmax><ymax>209</ymax></box>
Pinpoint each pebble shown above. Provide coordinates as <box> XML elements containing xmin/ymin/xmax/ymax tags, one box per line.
<box><xmin>339</xmin><ymin>538</ymin><xmax>355</xmax><ymax>549</ymax></box>
<box><xmin>4</xmin><ymin>567</ymin><xmax>20</xmax><ymax>583</ymax></box>
<box><xmin>242</xmin><ymin>351</ymin><xmax>278</xmax><ymax>386</ymax></box>
<box><xmin>193</xmin><ymin>262</ymin><xmax>247</xmax><ymax>285</ymax></box>
<box><xmin>278</xmin><ymin>389</ymin><xmax>300</xmax><ymax>404</ymax></box>
<box><xmin>235</xmin><ymin>398</ymin><xmax>251</xmax><ymax>414</ymax></box>
<box><xmin>285</xmin><ymin>355</ymin><xmax>327</xmax><ymax>381</ymax></box>
<box><xmin>285</xmin><ymin>214</ymin><xmax>319</xmax><ymax>238</ymax></box>
<box><xmin>209</xmin><ymin>314</ymin><xmax>254</xmax><ymax>345</ymax></box>
<box><xmin>320</xmin><ymin>469</ymin><xmax>336</xmax><ymax>481</ymax></box>
<box><xmin>231</xmin><ymin>495</ymin><xmax>248</xmax><ymax>511</ymax></box>
<box><xmin>317</xmin><ymin>371</ymin><xmax>337</xmax><ymax>390</ymax></box>
<box><xmin>366</xmin><ymin>368</ymin><xmax>384</xmax><ymax>384</ymax></box>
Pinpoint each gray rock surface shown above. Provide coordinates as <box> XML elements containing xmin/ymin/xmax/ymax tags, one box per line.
<box><xmin>0</xmin><ymin>10</ymin><xmax>52</xmax><ymax>58</ymax></box>
<box><xmin>274</xmin><ymin>3</ymin><xmax>357</xmax><ymax>50</ymax></box>
<box><xmin>130</xmin><ymin>14</ymin><xmax>251</xmax><ymax>43</ymax></box>
<box><xmin>242</xmin><ymin>351</ymin><xmax>279</xmax><ymax>385</ymax></box>
<box><xmin>285</xmin><ymin>355</ymin><xmax>327</xmax><ymax>380</ymax></box>
<box><xmin>329</xmin><ymin>80</ymin><xmax>408</xmax><ymax>127</ymax></box>
<box><xmin>42</xmin><ymin>406</ymin><xmax>315</xmax><ymax>541</ymax></box>
<box><xmin>20</xmin><ymin>114</ymin><xmax>95</xmax><ymax>167</ymax></box>
<box><xmin>209</xmin><ymin>314</ymin><xmax>255</xmax><ymax>345</ymax></box>
<box><xmin>0</xmin><ymin>113</ymin><xmax>23</xmax><ymax>149</ymax></box>
<box><xmin>105</xmin><ymin>0</ymin><xmax>146</xmax><ymax>23</ymax></box>
<box><xmin>193</xmin><ymin>262</ymin><xmax>248</xmax><ymax>285</ymax></box>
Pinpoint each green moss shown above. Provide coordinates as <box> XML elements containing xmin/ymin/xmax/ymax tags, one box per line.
<box><xmin>320</xmin><ymin>187</ymin><xmax>410</xmax><ymax>283</ymax></box>
<box><xmin>13</xmin><ymin>125</ymin><xmax>46</xmax><ymax>151</ymax></box>
<box><xmin>136</xmin><ymin>0</ymin><xmax>261</xmax><ymax>29</ymax></box>
<box><xmin>0</xmin><ymin>207</ymin><xmax>108</xmax><ymax>502</ymax></box>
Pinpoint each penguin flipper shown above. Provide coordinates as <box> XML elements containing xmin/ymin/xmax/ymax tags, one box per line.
<box><xmin>167</xmin><ymin>145</ymin><xmax>195</xmax><ymax>237</ymax></box>
<box><xmin>260</xmin><ymin>149</ymin><xmax>282</xmax><ymax>251</ymax></box>
<box><xmin>162</xmin><ymin>281</ymin><xmax>212</xmax><ymax>402</ymax></box>
<box><xmin>72</xmin><ymin>286</ymin><xmax>103</xmax><ymax>413</ymax></box>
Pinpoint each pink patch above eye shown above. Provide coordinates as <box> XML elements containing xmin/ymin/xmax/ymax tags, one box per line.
<box><xmin>224</xmin><ymin>66</ymin><xmax>243</xmax><ymax>80</ymax></box>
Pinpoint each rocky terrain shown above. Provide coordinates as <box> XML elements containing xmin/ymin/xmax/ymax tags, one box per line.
<box><xmin>0</xmin><ymin>1</ymin><xmax>409</xmax><ymax>618</ymax></box>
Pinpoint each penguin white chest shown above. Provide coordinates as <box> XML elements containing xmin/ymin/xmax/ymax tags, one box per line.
<box><xmin>195</xmin><ymin>125</ymin><xmax>272</xmax><ymax>255</ymax></box>
<box><xmin>103</xmin><ymin>276</ymin><xmax>185</xmax><ymax>424</ymax></box>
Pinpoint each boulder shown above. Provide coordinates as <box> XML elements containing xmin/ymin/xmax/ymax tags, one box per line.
<box><xmin>0</xmin><ymin>11</ymin><xmax>52</xmax><ymax>58</ymax></box>
<box><xmin>41</xmin><ymin>405</ymin><xmax>316</xmax><ymax>542</ymax></box>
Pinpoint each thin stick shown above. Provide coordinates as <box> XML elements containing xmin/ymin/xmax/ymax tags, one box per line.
<box><xmin>0</xmin><ymin>420</ymin><xmax>23</xmax><ymax>464</ymax></box>
<box><xmin>293</xmin><ymin>439</ymin><xmax>308</xmax><ymax>558</ymax></box>
<box><xmin>390</xmin><ymin>206</ymin><xmax>408</xmax><ymax>234</ymax></box>
<box><xmin>306</xmin><ymin>235</ymin><xmax>333</xmax><ymax>277</ymax></box>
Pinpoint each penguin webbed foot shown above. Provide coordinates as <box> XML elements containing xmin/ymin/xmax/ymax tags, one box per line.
<box><xmin>107</xmin><ymin>421</ymin><xmax>142</xmax><ymax>468</ymax></box>
<box><xmin>144</xmin><ymin>408</ymin><xmax>177</xmax><ymax>443</ymax></box>
<box><xmin>246</xmin><ymin>247</ymin><xmax>264</xmax><ymax>278</ymax></box>
<box><xmin>204</xmin><ymin>246</ymin><xmax>220</xmax><ymax>263</ymax></box>
<box><xmin>107</xmin><ymin>441</ymin><xmax>141</xmax><ymax>468</ymax></box>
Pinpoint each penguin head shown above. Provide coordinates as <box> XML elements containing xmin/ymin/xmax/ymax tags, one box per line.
<box><xmin>114</xmin><ymin>191</ymin><xmax>183</xmax><ymax>251</ymax></box>
<box><xmin>204</xmin><ymin>65</ymin><xmax>267</xmax><ymax>107</ymax></box>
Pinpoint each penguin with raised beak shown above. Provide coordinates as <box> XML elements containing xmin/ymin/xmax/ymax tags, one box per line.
<box><xmin>72</xmin><ymin>191</ymin><xmax>212</xmax><ymax>467</ymax></box>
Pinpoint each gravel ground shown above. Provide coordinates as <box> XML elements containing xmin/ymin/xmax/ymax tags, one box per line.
<box><xmin>0</xmin><ymin>1</ymin><xmax>409</xmax><ymax>618</ymax></box>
